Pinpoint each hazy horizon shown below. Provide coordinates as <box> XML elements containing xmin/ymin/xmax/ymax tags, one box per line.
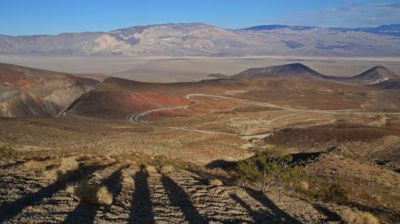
<box><xmin>2</xmin><ymin>22</ymin><xmax>400</xmax><ymax>37</ymax></box>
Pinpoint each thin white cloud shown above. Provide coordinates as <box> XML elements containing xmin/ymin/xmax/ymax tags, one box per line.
<box><xmin>282</xmin><ymin>1</ymin><xmax>400</xmax><ymax>27</ymax></box>
<box><xmin>379</xmin><ymin>3</ymin><xmax>400</xmax><ymax>9</ymax></box>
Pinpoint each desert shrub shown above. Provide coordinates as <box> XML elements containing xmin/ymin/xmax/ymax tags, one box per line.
<box><xmin>235</xmin><ymin>152</ymin><xmax>349</xmax><ymax>202</ymax></box>
<box><xmin>235</xmin><ymin>152</ymin><xmax>304</xmax><ymax>191</ymax></box>
<box><xmin>41</xmin><ymin>157</ymin><xmax>80</xmax><ymax>181</ymax></box>
<box><xmin>327</xmin><ymin>183</ymin><xmax>348</xmax><ymax>201</ymax></box>
<box><xmin>43</xmin><ymin>168</ymin><xmax>59</xmax><ymax>181</ymax></box>
<box><xmin>95</xmin><ymin>186</ymin><xmax>113</xmax><ymax>206</ymax></box>
<box><xmin>298</xmin><ymin>180</ymin><xmax>309</xmax><ymax>190</ymax></box>
<box><xmin>160</xmin><ymin>165</ymin><xmax>175</xmax><ymax>174</ymax></box>
<box><xmin>145</xmin><ymin>165</ymin><xmax>158</xmax><ymax>173</ymax></box>
<box><xmin>339</xmin><ymin>208</ymin><xmax>379</xmax><ymax>224</ymax></box>
<box><xmin>299</xmin><ymin>177</ymin><xmax>349</xmax><ymax>203</ymax></box>
<box><xmin>0</xmin><ymin>143</ymin><xmax>20</xmax><ymax>160</ymax></box>
<box><xmin>265</xmin><ymin>125</ymin><xmax>394</xmax><ymax>148</ymax></box>
<box><xmin>59</xmin><ymin>157</ymin><xmax>79</xmax><ymax>173</ymax></box>
<box><xmin>208</xmin><ymin>178</ymin><xmax>224</xmax><ymax>186</ymax></box>
<box><xmin>73</xmin><ymin>180</ymin><xmax>113</xmax><ymax>206</ymax></box>
<box><xmin>152</xmin><ymin>155</ymin><xmax>170</xmax><ymax>167</ymax></box>
<box><xmin>23</xmin><ymin>160</ymin><xmax>47</xmax><ymax>170</ymax></box>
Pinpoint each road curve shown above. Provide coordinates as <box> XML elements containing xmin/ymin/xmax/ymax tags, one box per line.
<box><xmin>128</xmin><ymin>93</ymin><xmax>400</xmax><ymax>139</ymax></box>
<box><xmin>129</xmin><ymin>93</ymin><xmax>293</xmax><ymax>124</ymax></box>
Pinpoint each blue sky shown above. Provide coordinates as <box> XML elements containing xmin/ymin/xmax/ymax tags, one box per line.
<box><xmin>1</xmin><ymin>0</ymin><xmax>400</xmax><ymax>35</ymax></box>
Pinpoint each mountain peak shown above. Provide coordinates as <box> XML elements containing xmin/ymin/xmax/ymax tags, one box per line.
<box><xmin>113</xmin><ymin>22</ymin><xmax>213</xmax><ymax>32</ymax></box>
<box><xmin>348</xmin><ymin>65</ymin><xmax>398</xmax><ymax>85</ymax></box>
<box><xmin>285</xmin><ymin>63</ymin><xmax>311</xmax><ymax>69</ymax></box>
<box><xmin>369</xmin><ymin>65</ymin><xmax>391</xmax><ymax>72</ymax></box>
<box><xmin>242</xmin><ymin>25</ymin><xmax>315</xmax><ymax>31</ymax></box>
<box><xmin>361</xmin><ymin>65</ymin><xmax>397</xmax><ymax>77</ymax></box>
<box><xmin>232</xmin><ymin>63</ymin><xmax>324</xmax><ymax>79</ymax></box>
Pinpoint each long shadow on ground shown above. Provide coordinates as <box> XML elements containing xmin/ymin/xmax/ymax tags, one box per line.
<box><xmin>244</xmin><ymin>187</ymin><xmax>301</xmax><ymax>224</ymax></box>
<box><xmin>0</xmin><ymin>160</ymin><xmax>26</xmax><ymax>169</ymax></box>
<box><xmin>102</xmin><ymin>167</ymin><xmax>124</xmax><ymax>198</ymax></box>
<box><xmin>230</xmin><ymin>192</ymin><xmax>301</xmax><ymax>224</ymax></box>
<box><xmin>230</xmin><ymin>193</ymin><xmax>269</xmax><ymax>223</ymax></box>
<box><xmin>0</xmin><ymin>164</ymin><xmax>108</xmax><ymax>223</ymax></box>
<box><xmin>161</xmin><ymin>174</ymin><xmax>207</xmax><ymax>224</ymax></box>
<box><xmin>312</xmin><ymin>204</ymin><xmax>343</xmax><ymax>222</ymax></box>
<box><xmin>128</xmin><ymin>165</ymin><xmax>155</xmax><ymax>224</ymax></box>
<box><xmin>205</xmin><ymin>148</ymin><xmax>337</xmax><ymax>172</ymax></box>
<box><xmin>62</xmin><ymin>167</ymin><xmax>124</xmax><ymax>224</ymax></box>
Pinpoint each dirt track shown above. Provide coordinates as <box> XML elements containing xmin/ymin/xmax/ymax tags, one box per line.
<box><xmin>129</xmin><ymin>93</ymin><xmax>400</xmax><ymax>134</ymax></box>
<box><xmin>128</xmin><ymin>93</ymin><xmax>297</xmax><ymax>138</ymax></box>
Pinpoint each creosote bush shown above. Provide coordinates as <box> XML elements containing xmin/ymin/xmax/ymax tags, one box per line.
<box><xmin>235</xmin><ymin>152</ymin><xmax>304</xmax><ymax>191</ymax></box>
<box><xmin>299</xmin><ymin>177</ymin><xmax>349</xmax><ymax>203</ymax></box>
<box><xmin>235</xmin><ymin>151</ymin><xmax>349</xmax><ymax>202</ymax></box>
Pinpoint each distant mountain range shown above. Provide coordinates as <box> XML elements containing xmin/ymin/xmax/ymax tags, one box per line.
<box><xmin>1</xmin><ymin>23</ymin><xmax>400</xmax><ymax>57</ymax></box>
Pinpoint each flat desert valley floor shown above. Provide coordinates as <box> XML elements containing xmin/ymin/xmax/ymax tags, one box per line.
<box><xmin>1</xmin><ymin>55</ymin><xmax>400</xmax><ymax>82</ymax></box>
<box><xmin>1</xmin><ymin>57</ymin><xmax>400</xmax><ymax>223</ymax></box>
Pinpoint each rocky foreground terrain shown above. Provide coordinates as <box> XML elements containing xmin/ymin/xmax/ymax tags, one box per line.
<box><xmin>1</xmin><ymin>116</ymin><xmax>399</xmax><ymax>224</ymax></box>
<box><xmin>0</xmin><ymin>155</ymin><xmax>343</xmax><ymax>224</ymax></box>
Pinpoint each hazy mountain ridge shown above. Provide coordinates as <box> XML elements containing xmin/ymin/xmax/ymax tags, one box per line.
<box><xmin>1</xmin><ymin>23</ymin><xmax>400</xmax><ymax>56</ymax></box>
